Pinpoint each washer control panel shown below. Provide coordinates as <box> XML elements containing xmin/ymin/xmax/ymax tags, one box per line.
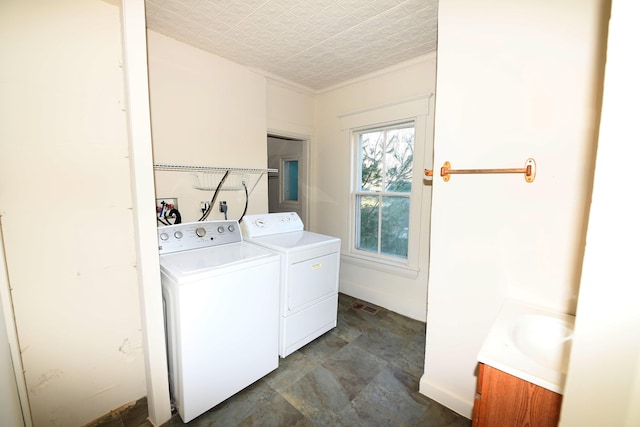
<box><xmin>158</xmin><ymin>220</ymin><xmax>241</xmax><ymax>254</ymax></box>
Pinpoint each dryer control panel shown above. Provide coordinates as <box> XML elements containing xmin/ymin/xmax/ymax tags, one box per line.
<box><xmin>158</xmin><ymin>220</ymin><xmax>241</xmax><ymax>254</ymax></box>
<box><xmin>241</xmin><ymin>212</ymin><xmax>304</xmax><ymax>237</ymax></box>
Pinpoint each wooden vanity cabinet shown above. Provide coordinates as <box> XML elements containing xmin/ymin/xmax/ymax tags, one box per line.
<box><xmin>472</xmin><ymin>363</ymin><xmax>563</xmax><ymax>427</ymax></box>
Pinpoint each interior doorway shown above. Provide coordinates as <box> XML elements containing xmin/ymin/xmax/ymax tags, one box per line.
<box><xmin>267</xmin><ymin>134</ymin><xmax>309</xmax><ymax>228</ymax></box>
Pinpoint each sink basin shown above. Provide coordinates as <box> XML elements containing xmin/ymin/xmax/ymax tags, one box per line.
<box><xmin>477</xmin><ymin>300</ymin><xmax>576</xmax><ymax>394</ymax></box>
<box><xmin>511</xmin><ymin>314</ymin><xmax>574</xmax><ymax>373</ymax></box>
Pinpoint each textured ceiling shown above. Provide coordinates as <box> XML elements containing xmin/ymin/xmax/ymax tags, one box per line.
<box><xmin>145</xmin><ymin>0</ymin><xmax>438</xmax><ymax>91</ymax></box>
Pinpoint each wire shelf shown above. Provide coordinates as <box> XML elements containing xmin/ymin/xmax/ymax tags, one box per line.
<box><xmin>153</xmin><ymin>164</ymin><xmax>277</xmax><ymax>194</ymax></box>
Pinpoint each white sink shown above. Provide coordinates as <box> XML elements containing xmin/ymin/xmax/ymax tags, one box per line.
<box><xmin>478</xmin><ymin>300</ymin><xmax>576</xmax><ymax>394</ymax></box>
<box><xmin>510</xmin><ymin>314</ymin><xmax>574</xmax><ymax>373</ymax></box>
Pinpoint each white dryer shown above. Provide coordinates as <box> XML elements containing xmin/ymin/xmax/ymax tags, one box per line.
<box><xmin>158</xmin><ymin>220</ymin><xmax>280</xmax><ymax>423</ymax></box>
<box><xmin>240</xmin><ymin>212</ymin><xmax>341</xmax><ymax>358</ymax></box>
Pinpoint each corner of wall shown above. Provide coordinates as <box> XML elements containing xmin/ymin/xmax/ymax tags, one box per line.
<box><xmin>419</xmin><ymin>375</ymin><xmax>473</xmax><ymax>419</ymax></box>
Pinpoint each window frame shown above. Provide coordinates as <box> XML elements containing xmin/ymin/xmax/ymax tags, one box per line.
<box><xmin>280</xmin><ymin>156</ymin><xmax>300</xmax><ymax>204</ymax></box>
<box><xmin>349</xmin><ymin>117</ymin><xmax>425</xmax><ymax>270</ymax></box>
<box><xmin>353</xmin><ymin>121</ymin><xmax>415</xmax><ymax>260</ymax></box>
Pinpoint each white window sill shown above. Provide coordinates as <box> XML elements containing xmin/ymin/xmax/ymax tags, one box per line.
<box><xmin>341</xmin><ymin>253</ymin><xmax>419</xmax><ymax>279</ymax></box>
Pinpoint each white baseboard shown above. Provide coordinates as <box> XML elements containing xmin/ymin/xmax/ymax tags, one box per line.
<box><xmin>339</xmin><ymin>278</ymin><xmax>426</xmax><ymax>322</ymax></box>
<box><xmin>419</xmin><ymin>374</ymin><xmax>473</xmax><ymax>420</ymax></box>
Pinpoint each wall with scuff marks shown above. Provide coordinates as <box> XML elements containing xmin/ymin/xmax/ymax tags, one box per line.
<box><xmin>0</xmin><ymin>0</ymin><xmax>147</xmax><ymax>425</ymax></box>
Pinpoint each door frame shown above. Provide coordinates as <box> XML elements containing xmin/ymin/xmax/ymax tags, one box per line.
<box><xmin>267</xmin><ymin>131</ymin><xmax>311</xmax><ymax>228</ymax></box>
<box><xmin>0</xmin><ymin>217</ymin><xmax>32</xmax><ymax>427</ymax></box>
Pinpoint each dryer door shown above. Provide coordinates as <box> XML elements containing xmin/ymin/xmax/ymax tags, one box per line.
<box><xmin>287</xmin><ymin>252</ymin><xmax>339</xmax><ymax>313</ymax></box>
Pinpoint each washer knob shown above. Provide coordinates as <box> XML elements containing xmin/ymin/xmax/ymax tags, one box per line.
<box><xmin>227</xmin><ymin>224</ymin><xmax>235</xmax><ymax>232</ymax></box>
<box><xmin>195</xmin><ymin>227</ymin><xmax>206</xmax><ymax>238</ymax></box>
<box><xmin>159</xmin><ymin>232</ymin><xmax>169</xmax><ymax>241</ymax></box>
<box><xmin>217</xmin><ymin>226</ymin><xmax>225</xmax><ymax>234</ymax></box>
<box><xmin>174</xmin><ymin>231</ymin><xmax>183</xmax><ymax>239</ymax></box>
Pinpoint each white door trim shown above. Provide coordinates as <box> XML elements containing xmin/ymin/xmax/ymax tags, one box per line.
<box><xmin>0</xmin><ymin>217</ymin><xmax>31</xmax><ymax>427</ymax></box>
<box><xmin>267</xmin><ymin>130</ymin><xmax>311</xmax><ymax>228</ymax></box>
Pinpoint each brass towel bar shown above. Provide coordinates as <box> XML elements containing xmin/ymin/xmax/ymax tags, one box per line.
<box><xmin>425</xmin><ymin>158</ymin><xmax>536</xmax><ymax>183</ymax></box>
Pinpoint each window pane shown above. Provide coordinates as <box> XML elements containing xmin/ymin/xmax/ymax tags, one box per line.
<box><xmin>381</xmin><ymin>196</ymin><xmax>409</xmax><ymax>258</ymax></box>
<box><xmin>359</xmin><ymin>131</ymin><xmax>384</xmax><ymax>192</ymax></box>
<box><xmin>384</xmin><ymin>126</ymin><xmax>414</xmax><ymax>193</ymax></box>
<box><xmin>353</xmin><ymin>121</ymin><xmax>415</xmax><ymax>262</ymax></box>
<box><xmin>356</xmin><ymin>194</ymin><xmax>379</xmax><ymax>253</ymax></box>
<box><xmin>283</xmin><ymin>160</ymin><xmax>298</xmax><ymax>201</ymax></box>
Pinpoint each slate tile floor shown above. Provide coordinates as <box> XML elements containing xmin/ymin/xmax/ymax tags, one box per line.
<box><xmin>158</xmin><ymin>293</ymin><xmax>471</xmax><ymax>427</ymax></box>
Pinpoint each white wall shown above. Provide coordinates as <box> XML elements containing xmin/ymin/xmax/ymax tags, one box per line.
<box><xmin>421</xmin><ymin>0</ymin><xmax>608</xmax><ymax>417</ymax></box>
<box><xmin>314</xmin><ymin>56</ymin><xmax>436</xmax><ymax>321</ymax></box>
<box><xmin>0</xmin><ymin>1</ymin><xmax>147</xmax><ymax>425</ymax></box>
<box><xmin>147</xmin><ymin>31</ymin><xmax>269</xmax><ymax>223</ymax></box>
<box><xmin>560</xmin><ymin>1</ymin><xmax>640</xmax><ymax>425</ymax></box>
<box><xmin>266</xmin><ymin>79</ymin><xmax>315</xmax><ymax>230</ymax></box>
<box><xmin>266</xmin><ymin>79</ymin><xmax>315</xmax><ymax>138</ymax></box>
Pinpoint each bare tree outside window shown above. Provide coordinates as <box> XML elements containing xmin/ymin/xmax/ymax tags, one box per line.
<box><xmin>355</xmin><ymin>123</ymin><xmax>414</xmax><ymax>259</ymax></box>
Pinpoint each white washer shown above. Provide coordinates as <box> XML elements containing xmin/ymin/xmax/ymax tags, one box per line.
<box><xmin>240</xmin><ymin>212</ymin><xmax>341</xmax><ymax>358</ymax></box>
<box><xmin>158</xmin><ymin>220</ymin><xmax>280</xmax><ymax>423</ymax></box>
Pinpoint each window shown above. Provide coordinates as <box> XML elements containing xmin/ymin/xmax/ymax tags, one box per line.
<box><xmin>353</xmin><ymin>121</ymin><xmax>415</xmax><ymax>260</ymax></box>
<box><xmin>282</xmin><ymin>159</ymin><xmax>299</xmax><ymax>202</ymax></box>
